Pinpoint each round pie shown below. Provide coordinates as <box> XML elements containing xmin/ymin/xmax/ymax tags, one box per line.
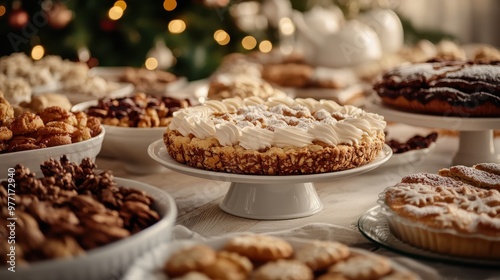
<box><xmin>163</xmin><ymin>96</ymin><xmax>386</xmax><ymax>175</ymax></box>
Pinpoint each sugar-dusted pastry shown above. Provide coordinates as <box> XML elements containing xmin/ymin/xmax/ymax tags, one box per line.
<box><xmin>374</xmin><ymin>60</ymin><xmax>500</xmax><ymax>117</ymax></box>
<box><xmin>164</xmin><ymin>96</ymin><xmax>386</xmax><ymax>175</ymax></box>
<box><xmin>380</xmin><ymin>163</ymin><xmax>500</xmax><ymax>258</ymax></box>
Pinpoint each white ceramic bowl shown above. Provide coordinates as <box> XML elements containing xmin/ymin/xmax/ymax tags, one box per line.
<box><xmin>72</xmin><ymin>100</ymin><xmax>168</xmax><ymax>174</ymax></box>
<box><xmin>0</xmin><ymin>128</ymin><xmax>104</xmax><ymax>176</ymax></box>
<box><xmin>0</xmin><ymin>177</ymin><xmax>177</xmax><ymax>280</ymax></box>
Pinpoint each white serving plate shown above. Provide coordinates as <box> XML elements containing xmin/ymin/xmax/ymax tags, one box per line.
<box><xmin>0</xmin><ymin>177</ymin><xmax>177</xmax><ymax>280</ymax></box>
<box><xmin>0</xmin><ymin>128</ymin><xmax>105</xmax><ymax>176</ymax></box>
<box><xmin>88</xmin><ymin>66</ymin><xmax>188</xmax><ymax>96</ymax></box>
<box><xmin>123</xmin><ymin>235</ymin><xmax>426</xmax><ymax>280</ymax></box>
<box><xmin>358</xmin><ymin>205</ymin><xmax>500</xmax><ymax>268</ymax></box>
<box><xmin>383</xmin><ymin>143</ymin><xmax>436</xmax><ymax>168</ymax></box>
<box><xmin>62</xmin><ymin>82</ymin><xmax>134</xmax><ymax>105</ymax></box>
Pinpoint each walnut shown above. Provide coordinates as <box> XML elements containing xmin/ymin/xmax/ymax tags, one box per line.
<box><xmin>0</xmin><ymin>156</ymin><xmax>161</xmax><ymax>263</ymax></box>
<box><xmin>40</xmin><ymin>236</ymin><xmax>85</xmax><ymax>259</ymax></box>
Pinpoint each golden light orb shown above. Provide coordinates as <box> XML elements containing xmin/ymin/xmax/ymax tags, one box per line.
<box><xmin>242</xmin><ymin>36</ymin><xmax>257</xmax><ymax>50</ymax></box>
<box><xmin>114</xmin><ymin>1</ymin><xmax>127</xmax><ymax>10</ymax></box>
<box><xmin>259</xmin><ymin>40</ymin><xmax>272</xmax><ymax>53</ymax></box>
<box><xmin>168</xmin><ymin>19</ymin><xmax>186</xmax><ymax>34</ymax></box>
<box><xmin>214</xmin><ymin>30</ymin><xmax>230</xmax><ymax>45</ymax></box>
<box><xmin>31</xmin><ymin>45</ymin><xmax>45</xmax><ymax>60</ymax></box>
<box><xmin>145</xmin><ymin>57</ymin><xmax>158</xmax><ymax>70</ymax></box>
<box><xmin>163</xmin><ymin>0</ymin><xmax>177</xmax><ymax>11</ymax></box>
<box><xmin>108</xmin><ymin>6</ymin><xmax>124</xmax><ymax>20</ymax></box>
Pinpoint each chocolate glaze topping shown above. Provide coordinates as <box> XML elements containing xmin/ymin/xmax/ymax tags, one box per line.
<box><xmin>374</xmin><ymin>60</ymin><xmax>500</xmax><ymax>108</ymax></box>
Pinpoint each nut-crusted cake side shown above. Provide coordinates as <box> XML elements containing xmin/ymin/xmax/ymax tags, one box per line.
<box><xmin>163</xmin><ymin>96</ymin><xmax>386</xmax><ymax>175</ymax></box>
<box><xmin>380</xmin><ymin>163</ymin><xmax>500</xmax><ymax>258</ymax></box>
<box><xmin>373</xmin><ymin>60</ymin><xmax>500</xmax><ymax>117</ymax></box>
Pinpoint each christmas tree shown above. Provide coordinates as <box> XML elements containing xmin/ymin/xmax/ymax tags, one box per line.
<box><xmin>0</xmin><ymin>0</ymin><xmax>452</xmax><ymax>81</ymax></box>
<box><xmin>1</xmin><ymin>0</ymin><xmax>270</xmax><ymax>80</ymax></box>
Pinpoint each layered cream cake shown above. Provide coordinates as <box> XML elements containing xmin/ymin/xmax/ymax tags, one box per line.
<box><xmin>163</xmin><ymin>96</ymin><xmax>386</xmax><ymax>175</ymax></box>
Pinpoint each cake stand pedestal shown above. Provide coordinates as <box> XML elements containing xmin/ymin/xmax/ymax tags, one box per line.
<box><xmin>366</xmin><ymin>96</ymin><xmax>500</xmax><ymax>166</ymax></box>
<box><xmin>148</xmin><ymin>140</ymin><xmax>392</xmax><ymax>220</ymax></box>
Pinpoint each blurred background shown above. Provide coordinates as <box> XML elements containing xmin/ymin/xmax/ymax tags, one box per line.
<box><xmin>0</xmin><ymin>0</ymin><xmax>498</xmax><ymax>80</ymax></box>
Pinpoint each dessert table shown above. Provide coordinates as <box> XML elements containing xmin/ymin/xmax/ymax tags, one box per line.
<box><xmin>96</xmin><ymin>123</ymin><xmax>500</xmax><ymax>280</ymax></box>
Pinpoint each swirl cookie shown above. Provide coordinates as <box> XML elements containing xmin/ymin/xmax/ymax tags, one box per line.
<box><xmin>224</xmin><ymin>234</ymin><xmax>293</xmax><ymax>262</ymax></box>
<box><xmin>326</xmin><ymin>254</ymin><xmax>392</xmax><ymax>280</ymax></box>
<box><xmin>294</xmin><ymin>241</ymin><xmax>350</xmax><ymax>271</ymax></box>
<box><xmin>201</xmin><ymin>251</ymin><xmax>253</xmax><ymax>280</ymax></box>
<box><xmin>253</xmin><ymin>259</ymin><xmax>313</xmax><ymax>280</ymax></box>
<box><xmin>164</xmin><ymin>245</ymin><xmax>217</xmax><ymax>277</ymax></box>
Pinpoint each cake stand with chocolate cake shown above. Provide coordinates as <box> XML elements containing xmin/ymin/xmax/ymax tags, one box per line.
<box><xmin>367</xmin><ymin>58</ymin><xmax>500</xmax><ymax>166</ymax></box>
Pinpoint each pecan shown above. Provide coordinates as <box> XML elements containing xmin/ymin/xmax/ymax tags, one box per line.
<box><xmin>15</xmin><ymin>211</ymin><xmax>46</xmax><ymax>250</ymax></box>
<box><xmin>78</xmin><ymin>225</ymin><xmax>130</xmax><ymax>250</ymax></box>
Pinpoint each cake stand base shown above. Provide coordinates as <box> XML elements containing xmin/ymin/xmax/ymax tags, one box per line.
<box><xmin>454</xmin><ymin>130</ymin><xmax>500</xmax><ymax>166</ymax></box>
<box><xmin>219</xmin><ymin>182</ymin><xmax>323</xmax><ymax>220</ymax></box>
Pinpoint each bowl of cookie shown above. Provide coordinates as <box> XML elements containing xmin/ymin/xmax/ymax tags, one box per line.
<box><xmin>0</xmin><ymin>93</ymin><xmax>104</xmax><ymax>175</ymax></box>
<box><xmin>123</xmin><ymin>234</ymin><xmax>424</xmax><ymax>280</ymax></box>
<box><xmin>0</xmin><ymin>156</ymin><xmax>177</xmax><ymax>280</ymax></box>
<box><xmin>72</xmin><ymin>92</ymin><xmax>190</xmax><ymax>174</ymax></box>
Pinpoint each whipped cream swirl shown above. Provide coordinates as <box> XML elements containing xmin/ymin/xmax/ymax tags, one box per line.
<box><xmin>169</xmin><ymin>96</ymin><xmax>386</xmax><ymax>150</ymax></box>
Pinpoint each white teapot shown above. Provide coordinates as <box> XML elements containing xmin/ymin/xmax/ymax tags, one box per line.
<box><xmin>357</xmin><ymin>8</ymin><xmax>404</xmax><ymax>54</ymax></box>
<box><xmin>293</xmin><ymin>9</ymin><xmax>383</xmax><ymax>68</ymax></box>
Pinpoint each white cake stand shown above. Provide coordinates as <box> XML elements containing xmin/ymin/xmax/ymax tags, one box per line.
<box><xmin>148</xmin><ymin>139</ymin><xmax>392</xmax><ymax>220</ymax></box>
<box><xmin>365</xmin><ymin>96</ymin><xmax>500</xmax><ymax>166</ymax></box>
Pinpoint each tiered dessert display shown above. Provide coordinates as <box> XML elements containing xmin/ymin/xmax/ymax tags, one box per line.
<box><xmin>149</xmin><ymin>96</ymin><xmax>392</xmax><ymax>219</ymax></box>
<box><xmin>368</xmin><ymin>54</ymin><xmax>500</xmax><ymax>166</ymax></box>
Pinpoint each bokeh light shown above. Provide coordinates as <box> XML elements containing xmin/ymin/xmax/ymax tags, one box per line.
<box><xmin>145</xmin><ymin>57</ymin><xmax>158</xmax><ymax>70</ymax></box>
<box><xmin>242</xmin><ymin>36</ymin><xmax>257</xmax><ymax>50</ymax></box>
<box><xmin>259</xmin><ymin>40</ymin><xmax>272</xmax><ymax>53</ymax></box>
<box><xmin>114</xmin><ymin>1</ymin><xmax>127</xmax><ymax>11</ymax></box>
<box><xmin>108</xmin><ymin>6</ymin><xmax>124</xmax><ymax>20</ymax></box>
<box><xmin>31</xmin><ymin>45</ymin><xmax>45</xmax><ymax>60</ymax></box>
<box><xmin>168</xmin><ymin>19</ymin><xmax>186</xmax><ymax>33</ymax></box>
<box><xmin>279</xmin><ymin>17</ymin><xmax>295</xmax><ymax>35</ymax></box>
<box><xmin>163</xmin><ymin>0</ymin><xmax>177</xmax><ymax>11</ymax></box>
<box><xmin>214</xmin><ymin>30</ymin><xmax>230</xmax><ymax>45</ymax></box>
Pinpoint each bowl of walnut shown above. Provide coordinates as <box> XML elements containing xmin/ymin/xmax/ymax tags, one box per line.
<box><xmin>72</xmin><ymin>93</ymin><xmax>190</xmax><ymax>174</ymax></box>
<box><xmin>0</xmin><ymin>93</ymin><xmax>105</xmax><ymax>175</ymax></box>
<box><xmin>0</xmin><ymin>156</ymin><xmax>177</xmax><ymax>280</ymax></box>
